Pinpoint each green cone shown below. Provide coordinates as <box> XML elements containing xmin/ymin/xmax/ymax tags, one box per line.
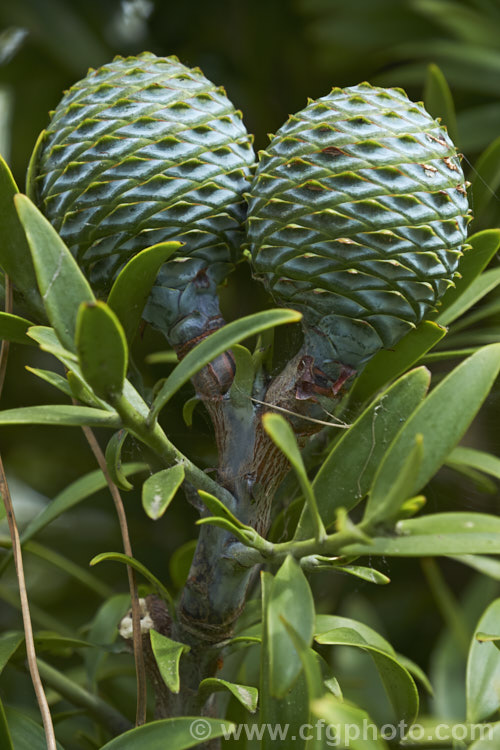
<box><xmin>247</xmin><ymin>83</ymin><xmax>471</xmax><ymax>372</ymax></box>
<box><xmin>29</xmin><ymin>52</ymin><xmax>255</xmax><ymax>343</ymax></box>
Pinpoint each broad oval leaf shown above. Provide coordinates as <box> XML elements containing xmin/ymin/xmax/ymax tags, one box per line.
<box><xmin>467</xmin><ymin>597</ymin><xmax>500</xmax><ymax>722</ymax></box>
<box><xmin>315</xmin><ymin>627</ymin><xmax>419</xmax><ymax>723</ymax></box>
<box><xmin>0</xmin><ymin>312</ymin><xmax>36</xmax><ymax>345</ymax></box>
<box><xmin>0</xmin><ymin>157</ymin><xmax>43</xmax><ymax>318</ymax></box>
<box><xmin>366</xmin><ymin>345</ymin><xmax>500</xmax><ymax>506</ymax></box>
<box><xmin>198</xmin><ymin>678</ymin><xmax>258</xmax><ymax>713</ymax></box>
<box><xmin>295</xmin><ymin>367</ymin><xmax>430</xmax><ymax>539</ymax></box>
<box><xmin>76</xmin><ymin>301</ymin><xmax>128</xmax><ymax>402</ymax></box>
<box><xmin>142</xmin><ymin>465</ymin><xmax>185</xmax><ymax>520</ymax></box>
<box><xmin>107</xmin><ymin>241</ymin><xmax>181</xmax><ymax>345</ymax></box>
<box><xmin>150</xmin><ymin>629</ymin><xmax>190</xmax><ymax>694</ymax></box>
<box><xmin>99</xmin><ymin>717</ymin><xmax>234</xmax><ymax>749</ymax></box>
<box><xmin>14</xmin><ymin>194</ymin><xmax>95</xmax><ymax>350</ymax></box>
<box><xmin>149</xmin><ymin>308</ymin><xmax>301</xmax><ymax>422</ymax></box>
<box><xmin>267</xmin><ymin>556</ymin><xmax>315</xmax><ymax>698</ymax></box>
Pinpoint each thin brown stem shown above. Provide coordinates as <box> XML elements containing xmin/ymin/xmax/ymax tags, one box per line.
<box><xmin>0</xmin><ymin>275</ymin><xmax>57</xmax><ymax>747</ymax></box>
<box><xmin>0</xmin><ymin>459</ymin><xmax>58</xmax><ymax>748</ymax></box>
<box><xmin>79</xmin><ymin>423</ymin><xmax>148</xmax><ymax>726</ymax></box>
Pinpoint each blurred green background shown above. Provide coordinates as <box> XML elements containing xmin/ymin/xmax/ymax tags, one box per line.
<box><xmin>2</xmin><ymin>0</ymin><xmax>500</xmax><ymax>744</ymax></box>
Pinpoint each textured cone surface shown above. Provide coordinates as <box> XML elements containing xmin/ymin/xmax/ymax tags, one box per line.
<box><xmin>247</xmin><ymin>83</ymin><xmax>470</xmax><ymax>368</ymax></box>
<box><xmin>31</xmin><ymin>53</ymin><xmax>255</xmax><ymax>295</ymax></box>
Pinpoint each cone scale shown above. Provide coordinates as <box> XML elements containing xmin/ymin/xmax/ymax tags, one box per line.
<box><xmin>29</xmin><ymin>52</ymin><xmax>255</xmax><ymax>348</ymax></box>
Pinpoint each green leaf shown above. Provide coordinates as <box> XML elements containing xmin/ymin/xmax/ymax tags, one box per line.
<box><xmin>0</xmin><ymin>697</ymin><xmax>13</xmax><ymax>750</ymax></box>
<box><xmin>229</xmin><ymin>344</ymin><xmax>255</xmax><ymax>409</ymax></box>
<box><xmin>90</xmin><ymin>551</ymin><xmax>173</xmax><ymax>610</ymax></box>
<box><xmin>315</xmin><ymin>627</ymin><xmax>419</xmax><ymax>723</ymax></box>
<box><xmin>348</xmin><ymin>320</ymin><xmax>445</xmax><ymax>406</ymax></box>
<box><xmin>169</xmin><ymin>540</ymin><xmax>197</xmax><ymax>591</ymax></box>
<box><xmin>0</xmin><ymin>157</ymin><xmax>42</xmax><ymax>318</ymax></box>
<box><xmin>435</xmin><ymin>229</ymin><xmax>500</xmax><ymax>317</ymax></box>
<box><xmin>470</xmin><ymin>134</ymin><xmax>500</xmax><ymax>223</ymax></box>
<box><xmin>198</xmin><ymin>678</ymin><xmax>258</xmax><ymax>713</ymax></box>
<box><xmin>263</xmin><ymin>412</ymin><xmax>325</xmax><ymax>541</ymax></box>
<box><xmin>142</xmin><ymin>465</ymin><xmax>185</xmax><ymax>520</ymax></box>
<box><xmin>268</xmin><ymin>556</ymin><xmax>315</xmax><ymax>698</ymax></box>
<box><xmin>0</xmin><ymin>631</ymin><xmax>24</xmax><ymax>675</ymax></box>
<box><xmin>182</xmin><ymin>396</ymin><xmax>200</xmax><ymax>427</ymax></box>
<box><xmin>105</xmin><ymin>431</ymin><xmax>134</xmax><ymax>491</ymax></box>
<box><xmin>84</xmin><ymin>594</ymin><xmax>131</xmax><ymax>690</ymax></box>
<box><xmin>0</xmin><ymin>405</ymin><xmax>121</xmax><ymax>429</ymax></box>
<box><xmin>27</xmin><ymin>325</ymin><xmax>78</xmax><ymax>362</ymax></box>
<box><xmin>423</xmin><ymin>63</ymin><xmax>458</xmax><ymax>143</ymax></box>
<box><xmin>14</xmin><ymin>194</ymin><xmax>95</xmax><ymax>350</ymax></box>
<box><xmin>295</xmin><ymin>367</ymin><xmax>430</xmax><ymax>539</ymax></box>
<box><xmin>468</xmin><ymin>722</ymin><xmax>500</xmax><ymax>750</ymax></box>
<box><xmin>451</xmin><ymin>555</ymin><xmax>500</xmax><ymax>581</ymax></box>
<box><xmin>146</xmin><ymin>350</ymin><xmax>178</xmax><ymax>365</ymax></box>
<box><xmin>364</xmin><ymin>434</ymin><xmax>423</xmax><ymax>526</ymax></box>
<box><xmin>76</xmin><ymin>301</ymin><xmax>128</xmax><ymax>402</ymax></box>
<box><xmin>67</xmin><ymin>369</ymin><xmax>106</xmax><ymax>408</ymax></box>
<box><xmin>197</xmin><ymin>490</ymin><xmax>244</xmax><ymax>528</ymax></box>
<box><xmin>0</xmin><ymin>312</ymin><xmax>36</xmax><ymax>345</ymax></box>
<box><xmin>467</xmin><ymin>597</ymin><xmax>500</xmax><ymax>722</ymax></box>
<box><xmin>280</xmin><ymin>618</ymin><xmax>324</xmax><ymax>701</ymax></box>
<box><xmin>366</xmin><ymin>345</ymin><xmax>500</xmax><ymax>506</ymax></box>
<box><xmin>315</xmin><ymin>614</ymin><xmax>395</xmax><ymax>654</ymax></box>
<box><xmin>395</xmin><ymin>653</ymin><xmax>433</xmax><ymax>696</ymax></box>
<box><xmin>437</xmin><ymin>267</ymin><xmax>500</xmax><ymax>326</ymax></box>
<box><xmin>260</xmin><ymin>571</ymin><xmax>310</xmax><ymax>750</ymax></box>
<box><xmin>342</xmin><ymin>512</ymin><xmax>500</xmax><ymax>556</ymax></box>
<box><xmin>4</xmin><ymin>706</ymin><xmax>65</xmax><ymax>750</ymax></box>
<box><xmin>26</xmin><ymin>367</ymin><xmax>72</xmax><ymax>398</ymax></box>
<box><xmin>150</xmin><ymin>629</ymin><xmax>190</xmax><ymax>694</ymax></box>
<box><xmin>107</xmin><ymin>241</ymin><xmax>181</xmax><ymax>345</ymax></box>
<box><xmin>311</xmin><ymin>696</ymin><xmax>389</xmax><ymax>750</ymax></box>
<box><xmin>302</xmin><ymin>558</ymin><xmax>390</xmax><ymax>585</ymax></box>
<box><xmin>149</xmin><ymin>308</ymin><xmax>301</xmax><ymax>422</ymax></box>
<box><xmin>10</xmin><ymin>540</ymin><xmax>112</xmax><ymax>599</ymax></box>
<box><xmin>99</xmin><ymin>717</ymin><xmax>234</xmax><ymax>749</ymax></box>
<box><xmin>18</xmin><ymin>463</ymin><xmax>146</xmax><ymax>547</ymax></box>
<box><xmin>447</xmin><ymin>445</ymin><xmax>500</xmax><ymax>481</ymax></box>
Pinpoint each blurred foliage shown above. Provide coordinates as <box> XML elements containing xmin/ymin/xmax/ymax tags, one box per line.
<box><xmin>2</xmin><ymin>1</ymin><xmax>500</xmax><ymax>748</ymax></box>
